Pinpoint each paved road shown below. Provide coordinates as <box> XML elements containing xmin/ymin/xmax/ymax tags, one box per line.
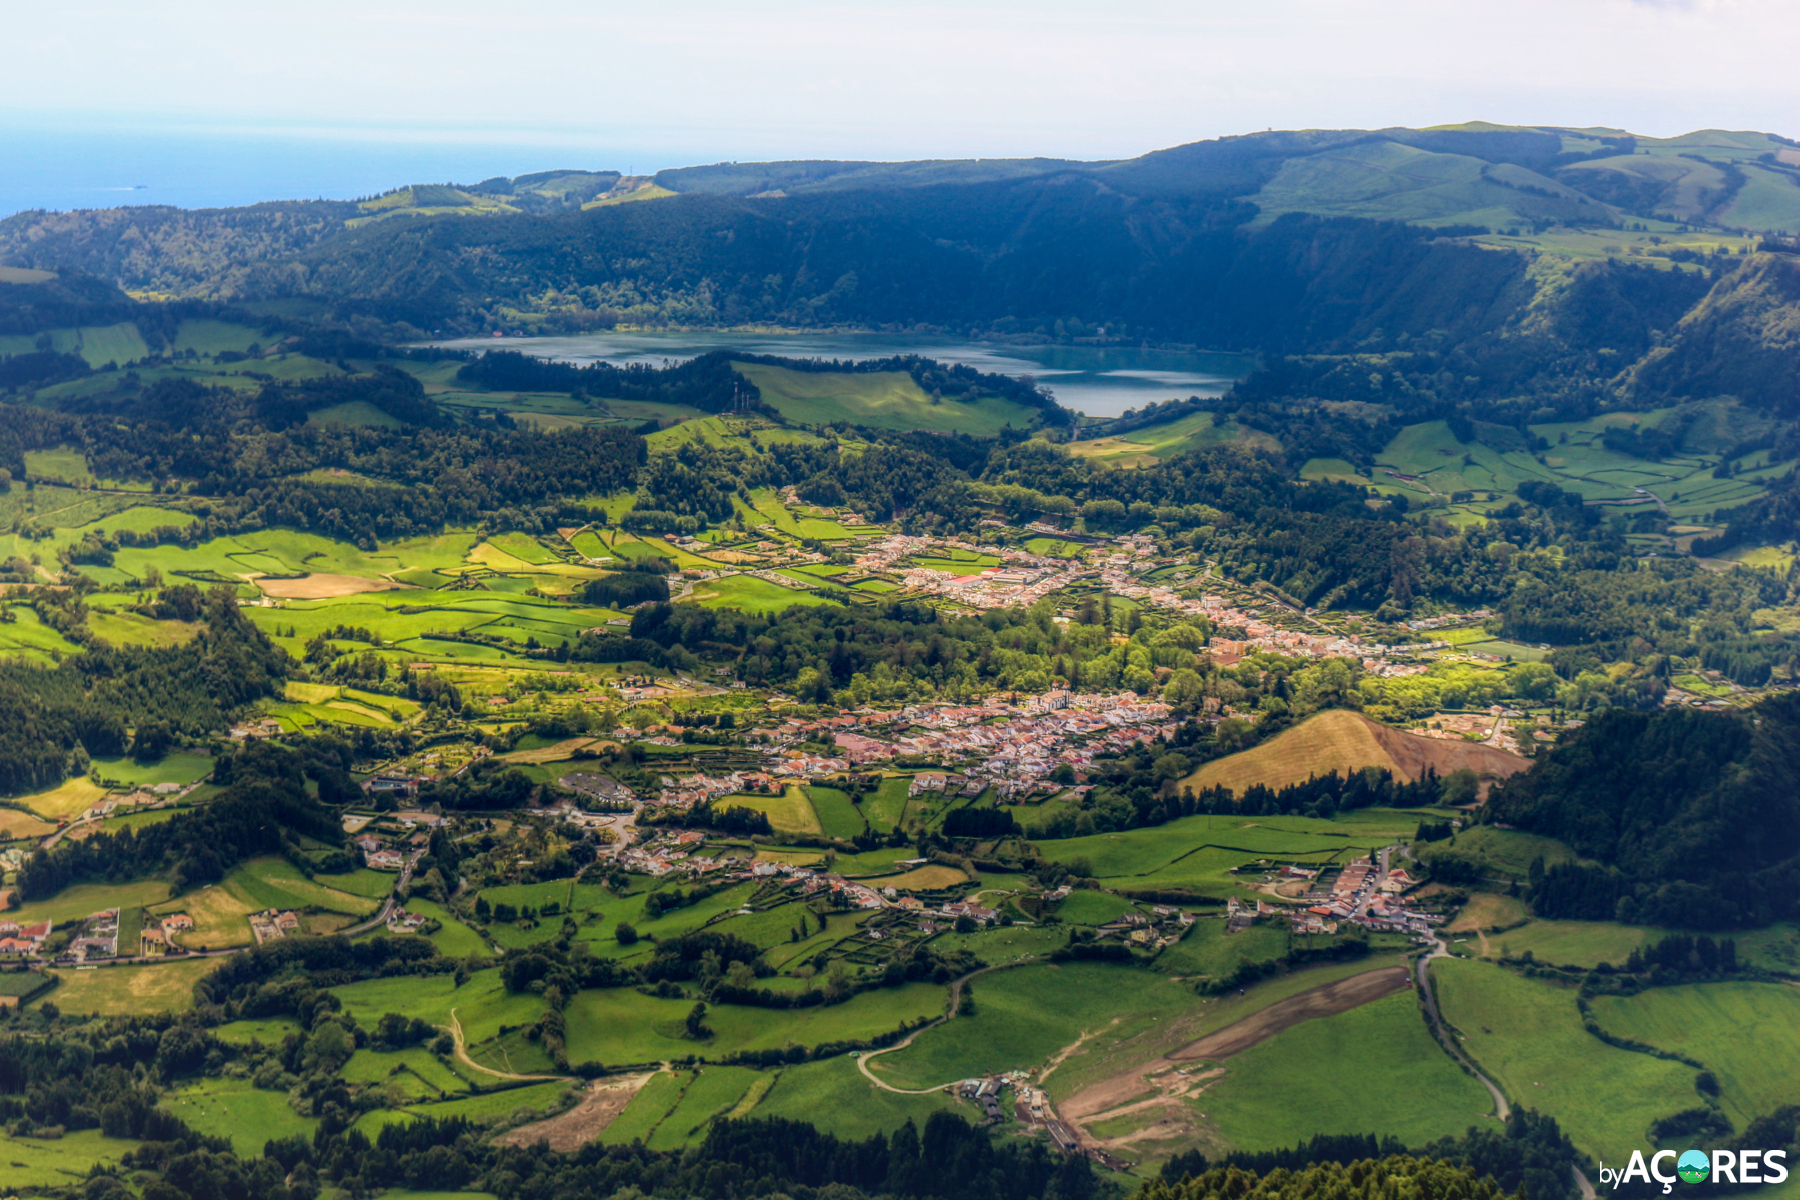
<box><xmin>1415</xmin><ymin>934</ymin><xmax>1510</xmax><ymax>1121</ymax></box>
<box><xmin>339</xmin><ymin>851</ymin><xmax>421</xmax><ymax>936</ymax></box>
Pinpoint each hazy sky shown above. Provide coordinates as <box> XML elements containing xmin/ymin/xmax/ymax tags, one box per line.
<box><xmin>3</xmin><ymin>0</ymin><xmax>1795</xmax><ymax>208</ymax></box>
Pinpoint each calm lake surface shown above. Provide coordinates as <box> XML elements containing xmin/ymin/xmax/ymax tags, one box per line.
<box><xmin>429</xmin><ymin>330</ymin><xmax>1251</xmax><ymax>419</ymax></box>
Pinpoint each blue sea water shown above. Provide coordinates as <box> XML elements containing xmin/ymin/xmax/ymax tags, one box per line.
<box><xmin>0</xmin><ymin>122</ymin><xmax>648</xmax><ymax>217</ymax></box>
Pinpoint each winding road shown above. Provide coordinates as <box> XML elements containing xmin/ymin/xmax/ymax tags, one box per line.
<box><xmin>856</xmin><ymin>960</ymin><xmax>1037</xmax><ymax>1094</ymax></box>
<box><xmin>1414</xmin><ymin>934</ymin><xmax>1509</xmax><ymax>1120</ymax></box>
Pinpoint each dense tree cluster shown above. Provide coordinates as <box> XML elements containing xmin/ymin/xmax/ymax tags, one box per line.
<box><xmin>18</xmin><ymin>741</ymin><xmax>344</xmax><ymax>900</ymax></box>
<box><xmin>1488</xmin><ymin>695</ymin><xmax>1800</xmax><ymax>928</ymax></box>
<box><xmin>0</xmin><ymin>586</ymin><xmax>287</xmax><ymax>795</ymax></box>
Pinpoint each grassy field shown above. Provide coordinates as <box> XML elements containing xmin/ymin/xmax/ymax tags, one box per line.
<box><xmin>1068</xmin><ymin>411</ymin><xmax>1279</xmax><ymax>467</ymax></box>
<box><xmin>643</xmin><ymin>1065</ymin><xmax>764</xmax><ymax>1150</ymax></box>
<box><xmin>1432</xmin><ymin>958</ymin><xmax>1696</xmax><ymax>1157</ymax></box>
<box><xmin>690</xmin><ymin>574</ymin><xmax>831</xmax><ymax>614</ymax></box>
<box><xmin>1484</xmin><ymin>920</ymin><xmax>1675</xmax><ymax>967</ymax></box>
<box><xmin>1197</xmin><ymin>990</ymin><xmax>1493</xmax><ymax>1153</ymax></box>
<box><xmin>0</xmin><ymin>1128</ymin><xmax>138</xmax><ymax>1189</ymax></box>
<box><xmin>870</xmin><ymin>963</ymin><xmax>1197</xmax><ymax>1090</ymax></box>
<box><xmin>47</xmin><ymin>958</ymin><xmax>216</xmax><ymax>1015</ymax></box>
<box><xmin>719</xmin><ymin>788</ymin><xmax>822</xmax><ymax>836</ymax></box>
<box><xmin>562</xmin><ymin>982</ymin><xmax>944</xmax><ymax>1065</ymax></box>
<box><xmin>1152</xmin><ymin>920</ymin><xmax>1291</xmax><ymax>980</ymax></box>
<box><xmin>15</xmin><ymin>878</ymin><xmax>171</xmax><ymax>927</ymax></box>
<box><xmin>88</xmin><ymin>752</ymin><xmax>214</xmax><ymax>787</ymax></box>
<box><xmin>14</xmin><ymin>776</ymin><xmax>107</xmax><ymax>819</ymax></box>
<box><xmin>733</xmin><ymin>362</ymin><xmax>1041</xmax><ymax>436</ymax></box>
<box><xmin>1432</xmin><ymin>827</ymin><xmax>1575</xmax><ymax>879</ymax></box>
<box><xmin>1036</xmin><ymin>811</ymin><xmax>1393</xmax><ymax>892</ymax></box>
<box><xmin>752</xmin><ymin>1056</ymin><xmax>966</xmax><ymax>1141</ymax></box>
<box><xmin>164</xmin><ymin>1079</ymin><xmax>318</xmax><ymax>1155</ymax></box>
<box><xmin>1589</xmin><ymin>982</ymin><xmax>1800</xmax><ymax>1126</ymax></box>
<box><xmin>805</xmin><ymin>786</ymin><xmax>868</xmax><ymax>839</ymax></box>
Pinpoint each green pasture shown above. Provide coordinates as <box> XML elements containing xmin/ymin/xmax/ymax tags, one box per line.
<box><xmin>1054</xmin><ymin>891</ymin><xmax>1138</xmax><ymax>926</ymax></box>
<box><xmin>733</xmin><ymin>361</ymin><xmax>1041</xmax><ymax>436</ymax></box>
<box><xmin>173</xmin><ymin>319</ymin><xmax>263</xmax><ymax>356</ymax></box>
<box><xmin>1197</xmin><ymin>990</ymin><xmax>1493</xmax><ymax>1154</ymax></box>
<box><xmin>602</xmin><ymin>1070</ymin><xmax>687</xmax><ymax>1143</ymax></box>
<box><xmin>1433</xmin><ymin>827</ymin><xmax>1575</xmax><ymax>879</ymax></box>
<box><xmin>0</xmin><ymin>1128</ymin><xmax>138</xmax><ymax>1189</ymax></box>
<box><xmin>15</xmin><ymin>879</ymin><xmax>171</xmax><ymax>928</ymax></box>
<box><xmin>88</xmin><ymin>752</ymin><xmax>214</xmax><ymax>787</ymax></box>
<box><xmin>211</xmin><ymin>1017</ymin><xmax>305</xmax><ymax>1046</ymax></box>
<box><xmin>164</xmin><ymin>1078</ymin><xmax>318</xmax><ymax>1155</ymax></box>
<box><xmin>403</xmin><ymin>898</ymin><xmax>494</xmax><ymax>958</ymax></box>
<box><xmin>1486</xmin><ymin>920</ymin><xmax>1675</xmax><ymax>968</ymax></box>
<box><xmin>342</xmin><ymin>1046</ymin><xmax>471</xmax><ymax>1100</ymax></box>
<box><xmin>643</xmin><ymin>1065</ymin><xmax>764</xmax><ymax>1150</ymax></box>
<box><xmin>224</xmin><ymin>856</ymin><xmax>381</xmax><ymax>917</ymax></box>
<box><xmin>805</xmin><ymin>786</ymin><xmax>869</xmax><ymax>840</ymax></box>
<box><xmin>869</xmin><ymin>962</ymin><xmax>1195</xmax><ymax>1090</ymax></box>
<box><xmin>1152</xmin><ymin>920</ymin><xmax>1291</xmax><ymax>979</ymax></box>
<box><xmin>562</xmin><ymin>982</ymin><xmax>944</xmax><ymax>1065</ymax></box>
<box><xmin>752</xmin><ymin>1056</ymin><xmax>965</xmax><ymax>1141</ymax></box>
<box><xmin>925</xmin><ymin>923</ymin><xmax>1065</xmax><ymax>966</ymax></box>
<box><xmin>1590</xmin><ymin>982</ymin><xmax>1800</xmax><ymax>1126</ymax></box>
<box><xmin>1432</xmin><ymin>958</ymin><xmax>1696</xmax><ymax>1157</ymax></box>
<box><xmin>0</xmin><ymin>605</ymin><xmax>86</xmax><ymax>665</ymax></box>
<box><xmin>860</xmin><ymin>777</ymin><xmax>912</xmax><ymax>833</ymax></box>
<box><xmin>1036</xmin><ymin>813</ymin><xmax>1388</xmax><ymax>891</ymax></box>
<box><xmin>691</xmin><ymin>574</ymin><xmax>830</xmax><ymax>614</ymax></box>
<box><xmin>0</xmin><ymin>322</ymin><xmax>151</xmax><ymax>367</ymax></box>
<box><xmin>404</xmin><ymin>1081</ymin><xmax>571</xmax><ymax>1124</ymax></box>
<box><xmin>1044</xmin><ymin>956</ymin><xmax>1412</xmax><ymax>1105</ymax></box>
<box><xmin>720</xmin><ymin>787</ymin><xmax>822</xmax><ymax>836</ymax></box>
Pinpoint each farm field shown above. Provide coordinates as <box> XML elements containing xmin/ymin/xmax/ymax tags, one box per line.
<box><xmin>1191</xmin><ymin>990</ymin><xmax>1493</xmax><ymax>1154</ymax></box>
<box><xmin>15</xmin><ymin>879</ymin><xmax>171</xmax><ymax>928</ymax></box>
<box><xmin>46</xmin><ymin>957</ymin><xmax>217</xmax><ymax>1015</ymax></box>
<box><xmin>805</xmin><ymin>785</ymin><xmax>868</xmax><ymax>839</ymax></box>
<box><xmin>0</xmin><ymin>1128</ymin><xmax>138</xmax><ymax>1189</ymax></box>
<box><xmin>1480</xmin><ymin>919</ymin><xmax>1676</xmax><ymax>967</ymax></box>
<box><xmin>868</xmin><ymin>962</ymin><xmax>1197</xmax><ymax>1090</ymax></box>
<box><xmin>1588</xmin><ymin>982</ymin><xmax>1800</xmax><ymax>1125</ymax></box>
<box><xmin>719</xmin><ymin>787</ymin><xmax>822</xmax><ymax>836</ymax></box>
<box><xmin>1035</xmin><ymin>811</ymin><xmax>1397</xmax><ymax>892</ymax></box>
<box><xmin>750</xmin><ymin>1056</ymin><xmax>965</xmax><ymax>1141</ymax></box>
<box><xmin>164</xmin><ymin>1079</ymin><xmax>319</xmax><ymax>1155</ymax></box>
<box><xmin>1431</xmin><ymin>958</ymin><xmax>1696</xmax><ymax>1157</ymax></box>
<box><xmin>562</xmin><ymin>982</ymin><xmax>944</xmax><ymax>1065</ymax></box>
<box><xmin>732</xmin><ymin>361</ymin><xmax>1040</xmax><ymax>436</ymax></box>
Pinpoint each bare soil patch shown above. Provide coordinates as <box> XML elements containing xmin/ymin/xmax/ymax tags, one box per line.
<box><xmin>256</xmin><ymin>574</ymin><xmax>408</xmax><ymax>599</ymax></box>
<box><xmin>495</xmin><ymin>1072</ymin><xmax>654</xmax><ymax>1150</ymax></box>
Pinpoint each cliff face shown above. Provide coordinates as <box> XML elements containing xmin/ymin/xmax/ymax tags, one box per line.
<box><xmin>1627</xmin><ymin>252</ymin><xmax>1800</xmax><ymax>415</ymax></box>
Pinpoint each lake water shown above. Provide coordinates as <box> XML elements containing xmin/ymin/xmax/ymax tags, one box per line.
<box><xmin>429</xmin><ymin>330</ymin><xmax>1250</xmax><ymax>418</ymax></box>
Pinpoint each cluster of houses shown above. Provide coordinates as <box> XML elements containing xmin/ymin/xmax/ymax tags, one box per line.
<box><xmin>353</xmin><ymin>834</ymin><xmax>408</xmax><ymax>871</ymax></box>
<box><xmin>249</xmin><ymin>909</ymin><xmax>302</xmax><ymax>944</ymax></box>
<box><xmin>744</xmin><ymin>691</ymin><xmax>1176</xmax><ymax>790</ymax></box>
<box><xmin>140</xmin><ymin>912</ymin><xmax>194</xmax><ymax>956</ymax></box>
<box><xmin>0</xmin><ymin>918</ymin><xmax>52</xmax><ymax>959</ymax></box>
<box><xmin>1095</xmin><ymin>904</ymin><xmax>1196</xmax><ymax>946</ymax></box>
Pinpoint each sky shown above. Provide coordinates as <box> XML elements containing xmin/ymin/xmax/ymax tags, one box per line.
<box><xmin>3</xmin><ymin>0</ymin><xmax>1795</xmax><ymax>214</ymax></box>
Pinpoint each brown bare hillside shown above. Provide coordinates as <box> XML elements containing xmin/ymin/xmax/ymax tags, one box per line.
<box><xmin>1181</xmin><ymin>709</ymin><xmax>1527</xmax><ymax>795</ymax></box>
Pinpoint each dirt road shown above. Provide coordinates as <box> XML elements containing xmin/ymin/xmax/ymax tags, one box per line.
<box><xmin>1058</xmin><ymin>966</ymin><xmax>1413</xmax><ymax>1134</ymax></box>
